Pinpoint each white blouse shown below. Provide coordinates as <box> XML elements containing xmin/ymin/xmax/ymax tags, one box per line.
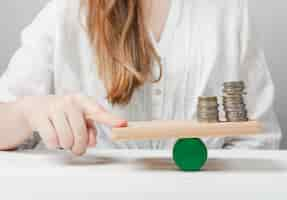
<box><xmin>0</xmin><ymin>0</ymin><xmax>282</xmax><ymax>150</ymax></box>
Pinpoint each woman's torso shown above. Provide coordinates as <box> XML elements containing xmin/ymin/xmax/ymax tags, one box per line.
<box><xmin>38</xmin><ymin>0</ymin><xmax>245</xmax><ymax>149</ymax></box>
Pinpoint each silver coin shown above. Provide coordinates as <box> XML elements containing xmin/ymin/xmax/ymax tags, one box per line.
<box><xmin>198</xmin><ymin>96</ymin><xmax>218</xmax><ymax>101</ymax></box>
<box><xmin>223</xmin><ymin>104</ymin><xmax>246</xmax><ymax>109</ymax></box>
<box><xmin>226</xmin><ymin>110</ymin><xmax>248</xmax><ymax>114</ymax></box>
<box><xmin>198</xmin><ymin>119</ymin><xmax>219</xmax><ymax>123</ymax></box>
<box><xmin>197</xmin><ymin>108</ymin><xmax>219</xmax><ymax>112</ymax></box>
<box><xmin>223</xmin><ymin>97</ymin><xmax>245</xmax><ymax>101</ymax></box>
<box><xmin>226</xmin><ymin>118</ymin><xmax>248</xmax><ymax>122</ymax></box>
<box><xmin>223</xmin><ymin>81</ymin><xmax>245</xmax><ymax>87</ymax></box>
<box><xmin>197</xmin><ymin>112</ymin><xmax>219</xmax><ymax>117</ymax></box>
<box><xmin>197</xmin><ymin>104</ymin><xmax>219</xmax><ymax>108</ymax></box>
<box><xmin>197</xmin><ymin>115</ymin><xmax>219</xmax><ymax>119</ymax></box>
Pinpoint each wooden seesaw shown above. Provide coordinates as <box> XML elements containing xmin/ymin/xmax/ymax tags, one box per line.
<box><xmin>111</xmin><ymin>120</ymin><xmax>263</xmax><ymax>171</ymax></box>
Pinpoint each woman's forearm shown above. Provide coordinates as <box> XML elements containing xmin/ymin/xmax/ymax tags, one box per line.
<box><xmin>0</xmin><ymin>103</ymin><xmax>32</xmax><ymax>150</ymax></box>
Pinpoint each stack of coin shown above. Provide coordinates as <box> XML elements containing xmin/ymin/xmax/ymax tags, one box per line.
<box><xmin>223</xmin><ymin>81</ymin><xmax>248</xmax><ymax>122</ymax></box>
<box><xmin>197</xmin><ymin>96</ymin><xmax>219</xmax><ymax>123</ymax></box>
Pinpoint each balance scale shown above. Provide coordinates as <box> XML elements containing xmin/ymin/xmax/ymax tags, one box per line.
<box><xmin>111</xmin><ymin>120</ymin><xmax>262</xmax><ymax>171</ymax></box>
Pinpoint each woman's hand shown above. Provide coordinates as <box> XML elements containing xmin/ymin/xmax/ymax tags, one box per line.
<box><xmin>15</xmin><ymin>94</ymin><xmax>127</xmax><ymax>155</ymax></box>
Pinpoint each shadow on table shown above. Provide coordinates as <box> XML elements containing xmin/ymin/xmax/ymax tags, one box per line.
<box><xmin>62</xmin><ymin>155</ymin><xmax>121</xmax><ymax>166</ymax></box>
<box><xmin>133</xmin><ymin>158</ymin><xmax>178</xmax><ymax>171</ymax></box>
<box><xmin>12</xmin><ymin>150</ymin><xmax>122</xmax><ymax>166</ymax></box>
<box><xmin>203</xmin><ymin>158</ymin><xmax>287</xmax><ymax>172</ymax></box>
<box><xmin>133</xmin><ymin>157</ymin><xmax>287</xmax><ymax>172</ymax></box>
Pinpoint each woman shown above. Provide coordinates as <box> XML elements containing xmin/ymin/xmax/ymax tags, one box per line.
<box><xmin>0</xmin><ymin>0</ymin><xmax>282</xmax><ymax>155</ymax></box>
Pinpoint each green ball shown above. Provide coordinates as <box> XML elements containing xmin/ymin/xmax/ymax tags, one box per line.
<box><xmin>173</xmin><ymin>138</ymin><xmax>208</xmax><ymax>171</ymax></box>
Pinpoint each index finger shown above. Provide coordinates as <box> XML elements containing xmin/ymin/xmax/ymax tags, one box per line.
<box><xmin>75</xmin><ymin>95</ymin><xmax>128</xmax><ymax>127</ymax></box>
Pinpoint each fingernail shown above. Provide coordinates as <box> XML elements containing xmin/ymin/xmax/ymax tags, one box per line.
<box><xmin>113</xmin><ymin>120</ymin><xmax>128</xmax><ymax>127</ymax></box>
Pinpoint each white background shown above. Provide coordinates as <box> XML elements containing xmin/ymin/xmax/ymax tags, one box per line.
<box><xmin>0</xmin><ymin>0</ymin><xmax>287</xmax><ymax>148</ymax></box>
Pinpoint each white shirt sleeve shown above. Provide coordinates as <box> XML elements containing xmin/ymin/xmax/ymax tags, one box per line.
<box><xmin>0</xmin><ymin>0</ymin><xmax>60</xmax><ymax>103</ymax></box>
<box><xmin>223</xmin><ymin>0</ymin><xmax>282</xmax><ymax>149</ymax></box>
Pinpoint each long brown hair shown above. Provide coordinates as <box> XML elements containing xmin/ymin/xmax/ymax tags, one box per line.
<box><xmin>81</xmin><ymin>0</ymin><xmax>162</xmax><ymax>105</ymax></box>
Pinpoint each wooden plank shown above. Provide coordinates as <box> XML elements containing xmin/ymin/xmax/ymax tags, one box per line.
<box><xmin>111</xmin><ymin>121</ymin><xmax>263</xmax><ymax>141</ymax></box>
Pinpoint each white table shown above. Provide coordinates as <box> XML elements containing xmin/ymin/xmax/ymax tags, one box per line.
<box><xmin>0</xmin><ymin>149</ymin><xmax>287</xmax><ymax>200</ymax></box>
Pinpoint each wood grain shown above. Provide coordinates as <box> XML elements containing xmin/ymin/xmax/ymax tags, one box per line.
<box><xmin>111</xmin><ymin>121</ymin><xmax>263</xmax><ymax>141</ymax></box>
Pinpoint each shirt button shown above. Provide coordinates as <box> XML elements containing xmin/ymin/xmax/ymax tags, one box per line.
<box><xmin>154</xmin><ymin>89</ymin><xmax>162</xmax><ymax>96</ymax></box>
